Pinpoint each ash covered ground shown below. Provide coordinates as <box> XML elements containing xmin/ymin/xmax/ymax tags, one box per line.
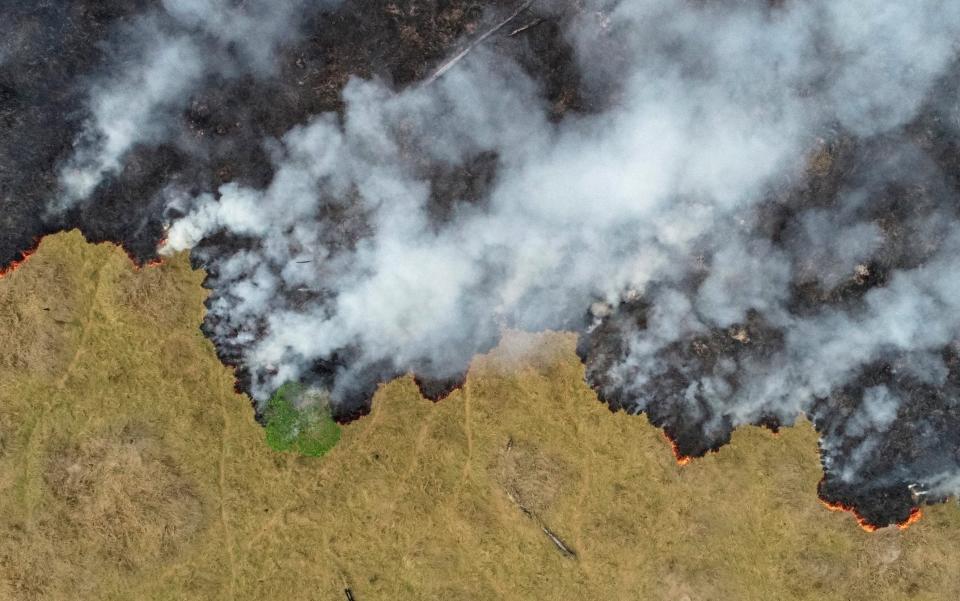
<box><xmin>4</xmin><ymin>0</ymin><xmax>960</xmax><ymax>529</ymax></box>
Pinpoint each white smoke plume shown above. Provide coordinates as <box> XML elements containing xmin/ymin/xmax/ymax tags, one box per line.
<box><xmin>53</xmin><ymin>0</ymin><xmax>337</xmax><ymax>211</ymax></box>
<box><xmin>161</xmin><ymin>0</ymin><xmax>960</xmax><ymax>425</ymax></box>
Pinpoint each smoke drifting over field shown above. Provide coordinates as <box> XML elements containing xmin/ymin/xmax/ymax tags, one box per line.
<box><xmin>6</xmin><ymin>0</ymin><xmax>960</xmax><ymax>527</ymax></box>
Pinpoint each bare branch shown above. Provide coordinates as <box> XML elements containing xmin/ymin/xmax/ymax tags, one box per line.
<box><xmin>509</xmin><ymin>18</ymin><xmax>545</xmax><ymax>37</ymax></box>
<box><xmin>423</xmin><ymin>0</ymin><xmax>537</xmax><ymax>86</ymax></box>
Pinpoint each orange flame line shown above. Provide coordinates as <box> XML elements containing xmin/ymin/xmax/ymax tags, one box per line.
<box><xmin>817</xmin><ymin>498</ymin><xmax>880</xmax><ymax>532</ymax></box>
<box><xmin>818</xmin><ymin>489</ymin><xmax>924</xmax><ymax>532</ymax></box>
<box><xmin>0</xmin><ymin>247</ymin><xmax>37</xmax><ymax>279</ymax></box>
<box><xmin>662</xmin><ymin>431</ymin><xmax>694</xmax><ymax>466</ymax></box>
<box><xmin>127</xmin><ymin>237</ymin><xmax>167</xmax><ymax>272</ymax></box>
<box><xmin>0</xmin><ymin>234</ymin><xmax>167</xmax><ymax>281</ymax></box>
<box><xmin>897</xmin><ymin>507</ymin><xmax>923</xmax><ymax>531</ymax></box>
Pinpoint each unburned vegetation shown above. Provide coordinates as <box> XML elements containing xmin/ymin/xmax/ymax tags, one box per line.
<box><xmin>0</xmin><ymin>231</ymin><xmax>959</xmax><ymax>600</ymax></box>
<box><xmin>45</xmin><ymin>425</ymin><xmax>203</xmax><ymax>569</ymax></box>
<box><xmin>263</xmin><ymin>382</ymin><xmax>341</xmax><ymax>457</ymax></box>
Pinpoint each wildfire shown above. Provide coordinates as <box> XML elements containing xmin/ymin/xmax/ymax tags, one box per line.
<box><xmin>139</xmin><ymin>257</ymin><xmax>165</xmax><ymax>270</ymax></box>
<box><xmin>897</xmin><ymin>507</ymin><xmax>923</xmax><ymax>531</ymax></box>
<box><xmin>127</xmin><ymin>237</ymin><xmax>167</xmax><ymax>272</ymax></box>
<box><xmin>1</xmin><ymin>235</ymin><xmax>167</xmax><ymax>281</ymax></box>
<box><xmin>818</xmin><ymin>498</ymin><xmax>880</xmax><ymax>532</ymax></box>
<box><xmin>818</xmin><ymin>496</ymin><xmax>924</xmax><ymax>533</ymax></box>
<box><xmin>662</xmin><ymin>431</ymin><xmax>694</xmax><ymax>467</ymax></box>
<box><xmin>0</xmin><ymin>246</ymin><xmax>38</xmax><ymax>280</ymax></box>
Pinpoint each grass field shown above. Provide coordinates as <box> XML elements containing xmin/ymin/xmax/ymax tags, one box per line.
<box><xmin>1</xmin><ymin>231</ymin><xmax>959</xmax><ymax>600</ymax></box>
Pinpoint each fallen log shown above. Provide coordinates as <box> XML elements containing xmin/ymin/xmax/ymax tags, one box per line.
<box><xmin>505</xmin><ymin>488</ymin><xmax>577</xmax><ymax>558</ymax></box>
<box><xmin>540</xmin><ymin>524</ymin><xmax>576</xmax><ymax>558</ymax></box>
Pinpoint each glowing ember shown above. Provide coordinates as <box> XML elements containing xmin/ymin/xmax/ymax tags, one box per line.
<box><xmin>126</xmin><ymin>239</ymin><xmax>166</xmax><ymax>272</ymax></box>
<box><xmin>121</xmin><ymin>246</ymin><xmax>163</xmax><ymax>271</ymax></box>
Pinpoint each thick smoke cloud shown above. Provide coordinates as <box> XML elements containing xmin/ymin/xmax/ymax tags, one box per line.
<box><xmin>54</xmin><ymin>0</ymin><xmax>336</xmax><ymax>211</ymax></box>
<box><xmin>37</xmin><ymin>0</ymin><xmax>960</xmax><ymax>526</ymax></box>
<box><xmin>167</xmin><ymin>1</ymin><xmax>960</xmax><ymax>384</ymax></box>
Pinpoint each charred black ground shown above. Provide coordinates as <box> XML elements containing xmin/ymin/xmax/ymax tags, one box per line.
<box><xmin>4</xmin><ymin>0</ymin><xmax>960</xmax><ymax>530</ymax></box>
<box><xmin>577</xmin><ymin>76</ymin><xmax>960</xmax><ymax>526</ymax></box>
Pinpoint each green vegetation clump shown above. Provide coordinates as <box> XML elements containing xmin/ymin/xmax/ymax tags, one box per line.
<box><xmin>264</xmin><ymin>382</ymin><xmax>341</xmax><ymax>457</ymax></box>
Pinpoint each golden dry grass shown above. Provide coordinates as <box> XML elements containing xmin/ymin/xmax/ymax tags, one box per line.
<box><xmin>0</xmin><ymin>230</ymin><xmax>959</xmax><ymax>600</ymax></box>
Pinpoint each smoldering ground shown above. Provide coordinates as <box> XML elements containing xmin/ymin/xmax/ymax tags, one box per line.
<box><xmin>5</xmin><ymin>0</ymin><xmax>960</xmax><ymax>528</ymax></box>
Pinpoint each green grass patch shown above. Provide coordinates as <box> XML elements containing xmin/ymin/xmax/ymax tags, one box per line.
<box><xmin>264</xmin><ymin>382</ymin><xmax>341</xmax><ymax>457</ymax></box>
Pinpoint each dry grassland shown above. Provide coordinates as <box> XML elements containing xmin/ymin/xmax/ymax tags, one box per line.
<box><xmin>0</xmin><ymin>231</ymin><xmax>959</xmax><ymax>600</ymax></box>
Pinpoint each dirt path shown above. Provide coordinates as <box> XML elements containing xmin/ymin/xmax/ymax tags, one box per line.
<box><xmin>219</xmin><ymin>400</ymin><xmax>238</xmax><ymax>601</ymax></box>
<box><xmin>404</xmin><ymin>409</ymin><xmax>437</xmax><ymax>480</ymax></box>
<box><xmin>55</xmin><ymin>262</ymin><xmax>106</xmax><ymax>390</ymax></box>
